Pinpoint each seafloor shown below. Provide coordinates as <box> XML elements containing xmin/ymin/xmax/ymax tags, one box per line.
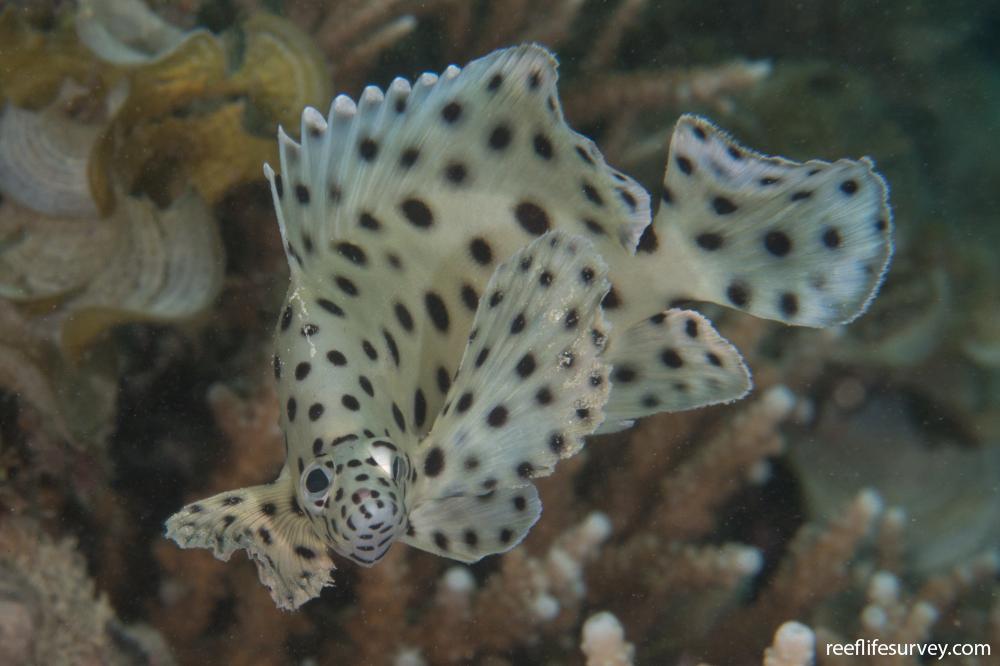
<box><xmin>0</xmin><ymin>1</ymin><xmax>998</xmax><ymax>665</ymax></box>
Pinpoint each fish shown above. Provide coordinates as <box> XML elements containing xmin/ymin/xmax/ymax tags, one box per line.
<box><xmin>164</xmin><ymin>44</ymin><xmax>893</xmax><ymax>610</ymax></box>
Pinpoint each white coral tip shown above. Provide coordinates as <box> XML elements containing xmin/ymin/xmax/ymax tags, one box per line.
<box><xmin>442</xmin><ymin>566</ymin><xmax>475</xmax><ymax>594</ymax></box>
<box><xmin>532</xmin><ymin>593</ymin><xmax>560</xmax><ymax>621</ymax></box>
<box><xmin>764</xmin><ymin>621</ymin><xmax>814</xmax><ymax>666</ymax></box>
<box><xmin>582</xmin><ymin>611</ymin><xmax>634</xmax><ymax>666</ymax></box>
<box><xmin>582</xmin><ymin>512</ymin><xmax>613</xmax><ymax>543</ymax></box>
<box><xmin>333</xmin><ymin>95</ymin><xmax>357</xmax><ymax>115</ymax></box>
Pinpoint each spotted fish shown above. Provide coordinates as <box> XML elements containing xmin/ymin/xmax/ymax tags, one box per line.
<box><xmin>164</xmin><ymin>45</ymin><xmax>893</xmax><ymax>609</ymax></box>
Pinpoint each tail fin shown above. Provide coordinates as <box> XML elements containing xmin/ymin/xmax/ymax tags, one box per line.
<box><xmin>649</xmin><ymin>115</ymin><xmax>893</xmax><ymax>327</ymax></box>
<box><xmin>164</xmin><ymin>470</ymin><xmax>335</xmax><ymax>610</ymax></box>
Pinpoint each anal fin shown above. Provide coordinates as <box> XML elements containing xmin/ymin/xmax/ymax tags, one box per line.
<box><xmin>598</xmin><ymin>309</ymin><xmax>750</xmax><ymax>433</ymax></box>
<box><xmin>164</xmin><ymin>470</ymin><xmax>335</xmax><ymax>610</ymax></box>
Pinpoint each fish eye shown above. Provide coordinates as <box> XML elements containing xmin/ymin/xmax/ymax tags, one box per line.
<box><xmin>301</xmin><ymin>463</ymin><xmax>333</xmax><ymax>509</ymax></box>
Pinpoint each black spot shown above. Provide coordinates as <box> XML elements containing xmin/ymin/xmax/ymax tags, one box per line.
<box><xmin>400</xmin><ymin>198</ymin><xmax>433</xmax><ymax>228</ymax></box>
<box><xmin>223</xmin><ymin>496</ymin><xmax>243</xmax><ymax>506</ymax></box>
<box><xmin>392</xmin><ymin>402</ymin><xmax>406</xmax><ymax>432</ymax></box>
<box><xmin>287</xmin><ymin>397</ymin><xmax>297</xmax><ymax>421</ymax></box>
<box><xmin>342</xmin><ymin>394</ymin><xmax>360</xmax><ymax>411</ymax></box>
<box><xmin>425</xmin><ymin>292</ymin><xmax>450</xmax><ymax>332</ymax></box>
<box><xmin>712</xmin><ymin>196</ymin><xmax>738</xmax><ymax>215</ymax></box>
<box><xmin>613</xmin><ymin>366</ymin><xmax>638</xmax><ymax>383</ymax></box>
<box><xmin>510</xmin><ymin>312</ymin><xmax>526</xmax><ymax>334</ymax></box>
<box><xmin>293</xmin><ymin>183</ymin><xmax>311</xmax><ymax>206</ymax></box>
<box><xmin>280</xmin><ymin>306</ymin><xmax>292</xmax><ymax>331</ymax></box>
<box><xmin>499</xmin><ymin>528</ymin><xmax>513</xmax><ymax>544</ymax></box>
<box><xmin>533</xmin><ymin>133</ymin><xmax>553</xmax><ymax>159</ymax></box>
<box><xmin>312</xmin><ymin>438</ymin><xmax>323</xmax><ymax>455</ymax></box>
<box><xmin>764</xmin><ymin>230</ymin><xmax>792</xmax><ymax>257</ymax></box>
<box><xmin>295</xmin><ymin>546</ymin><xmax>316</xmax><ymax>560</ymax></box>
<box><xmin>706</xmin><ymin>352</ymin><xmax>722</xmax><ymax>367</ymax></box>
<box><xmin>424</xmin><ymin>447</ymin><xmax>444</xmax><ymax>477</ymax></box>
<box><xmin>457</xmin><ymin>392</ymin><xmax>474</xmax><ymax>413</ymax></box>
<box><xmin>395</xmin><ymin>302</ymin><xmax>414</xmax><ymax>331</ymax></box>
<box><xmin>441</xmin><ymin>101</ymin><xmax>462</xmax><ymax>123</ymax></box>
<box><xmin>383</xmin><ymin>329</ymin><xmax>400</xmax><ymax>366</ymax></box>
<box><xmin>274</xmin><ymin>174</ymin><xmax>283</xmax><ymax>198</ymax></box>
<box><xmin>463</xmin><ymin>529</ymin><xmax>479</xmax><ymax>546</ymax></box>
<box><xmin>538</xmin><ymin>270</ymin><xmax>553</xmax><ymax>287</ymax></box>
<box><xmin>520</xmin><ymin>256</ymin><xmax>533</xmax><ymax>271</ymax></box>
<box><xmin>582</xmin><ymin>181</ymin><xmax>604</xmax><ymax>206</ymax></box>
<box><xmin>309</xmin><ymin>403</ymin><xmax>325</xmax><ymax>422</ymax></box>
<box><xmin>395</xmin><ymin>97</ymin><xmax>406</xmax><ymax>113</ymax></box>
<box><xmin>575</xmin><ymin>145</ymin><xmax>595</xmax><ymax>165</ymax></box>
<box><xmin>696</xmin><ymin>232</ymin><xmax>723</xmax><ymax>250</ymax></box>
<box><xmin>489</xmin><ymin>123</ymin><xmax>512</xmax><ymax>150</ymax></box>
<box><xmin>641</xmin><ymin>394</ymin><xmax>660</xmax><ymax>408</ymax></box>
<box><xmin>362</xmin><ymin>339</ymin><xmax>378</xmax><ymax>360</ymax></box>
<box><xmin>335</xmin><ymin>242</ymin><xmax>367</xmax><ymax>265</ymax></box>
<box><xmin>618</xmin><ymin>188</ymin><xmax>638</xmax><ymax>212</ymax></box>
<box><xmin>400</xmin><ymin>147</ymin><xmax>420</xmax><ymax>168</ymax></box>
<box><xmin>359</xmin><ymin>137</ymin><xmax>378</xmax><ymax>161</ymax></box>
<box><xmin>580</xmin><ymin>266</ymin><xmax>595</xmax><ymax>284</ymax></box>
<box><xmin>475</xmin><ymin>347</ymin><xmax>490</xmax><ymax>368</ymax></box>
<box><xmin>359</xmin><ymin>211</ymin><xmax>381</xmax><ymax>231</ymax></box>
<box><xmin>433</xmin><ymin>531</ymin><xmax>449</xmax><ymax>551</ymax></box>
<box><xmin>484</xmin><ymin>404</ymin><xmax>509</xmax><ymax>428</ymax></box>
<box><xmin>602</xmin><ymin>287</ymin><xmax>621</xmax><ymax>309</ymax></box>
<box><xmin>779</xmin><ymin>292</ymin><xmax>799</xmax><ymax>317</ymax></box>
<box><xmin>327</xmin><ymin>350</ymin><xmax>347</xmax><ymax>366</ymax></box>
<box><xmin>469</xmin><ymin>237</ymin><xmax>493</xmax><ymax>265</ymax></box>
<box><xmin>840</xmin><ymin>179</ymin><xmax>858</xmax><ymax>195</ymax></box>
<box><xmin>790</xmin><ymin>190</ymin><xmax>813</xmax><ymax>202</ymax></box>
<box><xmin>661</xmin><ymin>348</ymin><xmax>683</xmax><ymax>368</ymax></box>
<box><xmin>536</xmin><ymin>386</ymin><xmax>553</xmax><ymax>405</ymax></box>
<box><xmin>661</xmin><ymin>185</ymin><xmax>674</xmax><ymax>204</ymax></box>
<box><xmin>444</xmin><ymin>161</ymin><xmax>468</xmax><ymax>185</ymax></box>
<box><xmin>359</xmin><ymin>375</ymin><xmax>374</xmax><ymax>397</ymax></box>
<box><xmin>482</xmin><ymin>478</ymin><xmax>498</xmax><ymax>491</ymax></box>
<box><xmin>436</xmin><ymin>366</ymin><xmax>451</xmax><ymax>394</ymax></box>
<box><xmin>822</xmin><ymin>227</ymin><xmax>842</xmax><ymax>249</ymax></box>
<box><xmin>564</xmin><ymin>309</ymin><xmax>580</xmax><ymax>329</ymax></box>
<box><xmin>301</xmin><ymin>323</ymin><xmax>319</xmax><ymax>337</ymax></box>
<box><xmin>582</xmin><ymin>218</ymin><xmax>606</xmax><ymax>236</ymax></box>
<box><xmin>685</xmin><ymin>318</ymin><xmax>699</xmax><ymax>338</ymax></box>
<box><xmin>649</xmin><ymin>313</ymin><xmax>667</xmax><ymax>325</ymax></box>
<box><xmin>576</xmin><ymin>407</ymin><xmax>591</xmax><ymax>420</ymax></box>
<box><xmin>273</xmin><ymin>355</ymin><xmax>282</xmax><ymax>380</ymax></box>
<box><xmin>726</xmin><ymin>281</ymin><xmax>751</xmax><ymax>307</ymax></box>
<box><xmin>514</xmin><ymin>201</ymin><xmax>550</xmax><ymax>236</ymax></box>
<box><xmin>461</xmin><ymin>283</ymin><xmax>479</xmax><ymax>311</ymax></box>
<box><xmin>528</xmin><ymin>70</ymin><xmax>541</xmax><ymax>89</ymax></box>
<box><xmin>317</xmin><ymin>298</ymin><xmax>345</xmax><ymax>317</ymax></box>
<box><xmin>875</xmin><ymin>218</ymin><xmax>888</xmax><ymax>232</ymax></box>
<box><xmin>386</xmin><ymin>252</ymin><xmax>402</xmax><ymax>270</ymax></box>
<box><xmin>692</xmin><ymin>125</ymin><xmax>707</xmax><ymax>140</ymax></box>
<box><xmin>262</xmin><ymin>502</ymin><xmax>276</xmax><ymax>516</ymax></box>
<box><xmin>487</xmin><ymin>73</ymin><xmax>503</xmax><ymax>91</ymax></box>
<box><xmin>489</xmin><ymin>291</ymin><xmax>504</xmax><ymax>308</ymax></box>
<box><xmin>727</xmin><ymin>146</ymin><xmax>744</xmax><ymax>160</ymax></box>
<box><xmin>295</xmin><ymin>362</ymin><xmax>311</xmax><ymax>381</ymax></box>
<box><xmin>335</xmin><ymin>275</ymin><xmax>359</xmax><ymax>296</ymax></box>
<box><xmin>258</xmin><ymin>527</ymin><xmax>272</xmax><ymax>545</ymax></box>
<box><xmin>676</xmin><ymin>155</ymin><xmax>694</xmax><ymax>175</ymax></box>
<box><xmin>516</xmin><ymin>353</ymin><xmax>536</xmax><ymax>378</ymax></box>
<box><xmin>413</xmin><ymin>389</ymin><xmax>427</xmax><ymax>428</ymax></box>
<box><xmin>636</xmin><ymin>225</ymin><xmax>658</xmax><ymax>253</ymax></box>
<box><xmin>516</xmin><ymin>461</ymin><xmax>533</xmax><ymax>478</ymax></box>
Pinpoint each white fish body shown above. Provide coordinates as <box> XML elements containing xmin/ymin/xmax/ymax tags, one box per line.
<box><xmin>165</xmin><ymin>45</ymin><xmax>893</xmax><ymax>610</ymax></box>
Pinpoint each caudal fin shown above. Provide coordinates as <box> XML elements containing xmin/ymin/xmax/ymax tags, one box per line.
<box><xmin>650</xmin><ymin>115</ymin><xmax>893</xmax><ymax>327</ymax></box>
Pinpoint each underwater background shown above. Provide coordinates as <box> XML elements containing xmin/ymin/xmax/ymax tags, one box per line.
<box><xmin>0</xmin><ymin>0</ymin><xmax>998</xmax><ymax>664</ymax></box>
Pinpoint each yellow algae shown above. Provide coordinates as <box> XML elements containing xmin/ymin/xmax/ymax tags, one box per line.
<box><xmin>226</xmin><ymin>13</ymin><xmax>331</xmax><ymax>131</ymax></box>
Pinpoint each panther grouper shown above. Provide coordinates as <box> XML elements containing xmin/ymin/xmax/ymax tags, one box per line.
<box><xmin>165</xmin><ymin>44</ymin><xmax>893</xmax><ymax>610</ymax></box>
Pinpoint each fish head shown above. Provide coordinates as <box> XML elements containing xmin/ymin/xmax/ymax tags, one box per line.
<box><xmin>298</xmin><ymin>437</ymin><xmax>411</xmax><ymax>566</ymax></box>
